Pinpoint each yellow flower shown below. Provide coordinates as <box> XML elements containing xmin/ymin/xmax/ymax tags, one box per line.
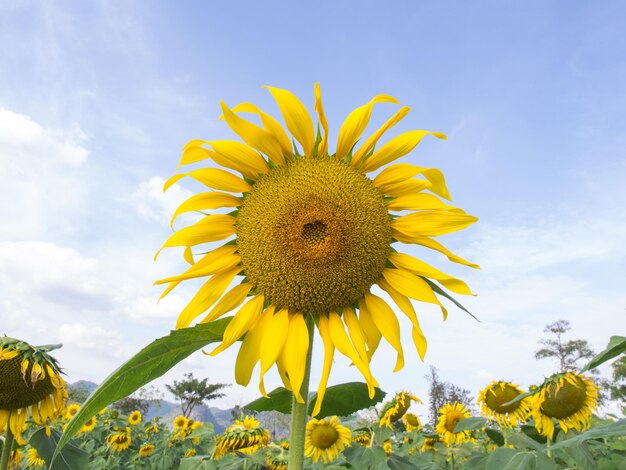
<box><xmin>78</xmin><ymin>416</ymin><xmax>97</xmax><ymax>434</ymax></box>
<box><xmin>128</xmin><ymin>410</ymin><xmax>142</xmax><ymax>426</ymax></box>
<box><xmin>65</xmin><ymin>404</ymin><xmax>80</xmax><ymax>420</ymax></box>
<box><xmin>435</xmin><ymin>402</ymin><xmax>472</xmax><ymax>445</ymax></box>
<box><xmin>8</xmin><ymin>449</ymin><xmax>22</xmax><ymax>469</ymax></box>
<box><xmin>26</xmin><ymin>447</ymin><xmax>46</xmax><ymax>468</ymax></box>
<box><xmin>0</xmin><ymin>338</ymin><xmax>68</xmax><ymax>445</ymax></box>
<box><xmin>304</xmin><ymin>416</ymin><xmax>351</xmax><ymax>463</ymax></box>
<box><xmin>379</xmin><ymin>391</ymin><xmax>422</xmax><ymax>428</ymax></box>
<box><xmin>185</xmin><ymin>448</ymin><xmax>197</xmax><ymax>458</ymax></box>
<box><xmin>214</xmin><ymin>416</ymin><xmax>269</xmax><ymax>458</ymax></box>
<box><xmin>351</xmin><ymin>430</ymin><xmax>371</xmax><ymax>446</ymax></box>
<box><xmin>420</xmin><ymin>437</ymin><xmax>439</xmax><ymax>451</ymax></box>
<box><xmin>531</xmin><ymin>372</ymin><xmax>599</xmax><ymax>438</ymax></box>
<box><xmin>173</xmin><ymin>415</ymin><xmax>188</xmax><ymax>429</ymax></box>
<box><xmin>106</xmin><ymin>428</ymin><xmax>132</xmax><ymax>452</ymax></box>
<box><xmin>383</xmin><ymin>439</ymin><xmax>393</xmax><ymax>455</ymax></box>
<box><xmin>157</xmin><ymin>85</ymin><xmax>478</xmax><ymax>414</ymax></box>
<box><xmin>402</xmin><ymin>412</ymin><xmax>422</xmax><ymax>432</ymax></box>
<box><xmin>145</xmin><ymin>424</ymin><xmax>159</xmax><ymax>436</ymax></box>
<box><xmin>138</xmin><ymin>444</ymin><xmax>155</xmax><ymax>457</ymax></box>
<box><xmin>477</xmin><ymin>381</ymin><xmax>531</xmax><ymax>428</ymax></box>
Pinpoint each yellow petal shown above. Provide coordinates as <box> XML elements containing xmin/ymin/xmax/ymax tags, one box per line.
<box><xmin>311</xmin><ymin>316</ymin><xmax>335</xmax><ymax>416</ymax></box>
<box><xmin>387</xmin><ymin>193</ymin><xmax>458</xmax><ymax>212</ymax></box>
<box><xmin>208</xmin><ymin>140</ymin><xmax>269</xmax><ymax>177</ymax></box>
<box><xmin>378</xmin><ymin>279</ymin><xmax>427</xmax><ymax>360</ymax></box>
<box><xmin>156</xmin><ymin>245</ymin><xmax>238</xmax><ymax>285</ymax></box>
<box><xmin>183</xmin><ymin>246</ymin><xmax>195</xmax><ymax>265</ymax></box>
<box><xmin>158</xmin><ymin>280</ymin><xmax>180</xmax><ymax>301</ymax></box>
<box><xmin>263</xmin><ymin>86</ymin><xmax>315</xmax><ymax>156</ymax></box>
<box><xmin>281</xmin><ymin>314</ymin><xmax>310</xmax><ymax>402</ymax></box>
<box><xmin>389</xmin><ymin>252</ymin><xmax>473</xmax><ymax>295</ymax></box>
<box><xmin>200</xmin><ymin>283</ymin><xmax>252</xmax><ymax>323</ymax></box>
<box><xmin>342</xmin><ymin>306</ymin><xmax>369</xmax><ymax>367</ymax></box>
<box><xmin>404</xmin><ymin>236</ymin><xmax>480</xmax><ymax>269</ymax></box>
<box><xmin>175</xmin><ymin>268</ymin><xmax>241</xmax><ymax>329</ymax></box>
<box><xmin>209</xmin><ymin>295</ymin><xmax>265</xmax><ymax>355</ymax></box>
<box><xmin>220</xmin><ymin>100</ymin><xmax>285</xmax><ymax>164</ymax></box>
<box><xmin>391</xmin><ymin>211</ymin><xmax>478</xmax><ymax>238</ymax></box>
<box><xmin>179</xmin><ymin>143</ymin><xmax>211</xmax><ymax>166</ymax></box>
<box><xmin>170</xmin><ymin>192</ymin><xmax>241</xmax><ymax>227</ymax></box>
<box><xmin>378</xmin><ymin>178</ymin><xmax>432</xmax><ymax>198</ymax></box>
<box><xmin>361</xmin><ymin>130</ymin><xmax>447</xmax><ymax>173</ymax></box>
<box><xmin>234</xmin><ymin>307</ymin><xmax>273</xmax><ymax>386</ymax></box>
<box><xmin>352</xmin><ymin>106</ymin><xmax>410</xmax><ymax>167</ymax></box>
<box><xmin>382</xmin><ymin>268</ymin><xmax>448</xmax><ymax>319</ymax></box>
<box><xmin>363</xmin><ymin>293</ymin><xmax>404</xmax><ymax>372</ymax></box>
<box><xmin>336</xmin><ymin>94</ymin><xmax>399</xmax><ymax>160</ymax></box>
<box><xmin>231</xmin><ymin>102</ymin><xmax>291</xmax><ymax>162</ymax></box>
<box><xmin>314</xmin><ymin>83</ymin><xmax>329</xmax><ymax>156</ymax></box>
<box><xmin>155</xmin><ymin>214</ymin><xmax>236</xmax><ymax>259</ymax></box>
<box><xmin>357</xmin><ymin>298</ymin><xmax>382</xmax><ymax>361</ymax></box>
<box><xmin>259</xmin><ymin>308</ymin><xmax>289</xmax><ymax>396</ymax></box>
<box><xmin>164</xmin><ymin>168</ymin><xmax>251</xmax><ymax>193</ymax></box>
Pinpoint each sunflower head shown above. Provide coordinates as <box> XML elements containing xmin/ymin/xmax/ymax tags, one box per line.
<box><xmin>0</xmin><ymin>337</ymin><xmax>68</xmax><ymax>445</ymax></box>
<box><xmin>65</xmin><ymin>404</ymin><xmax>80</xmax><ymax>420</ymax></box>
<box><xmin>26</xmin><ymin>447</ymin><xmax>46</xmax><ymax>468</ymax></box>
<box><xmin>214</xmin><ymin>415</ymin><xmax>270</xmax><ymax>458</ymax></box>
<box><xmin>265</xmin><ymin>443</ymin><xmax>289</xmax><ymax>470</ymax></box>
<box><xmin>420</xmin><ymin>437</ymin><xmax>439</xmax><ymax>451</ymax></box>
<box><xmin>383</xmin><ymin>439</ymin><xmax>393</xmax><ymax>455</ymax></box>
<box><xmin>435</xmin><ymin>402</ymin><xmax>472</xmax><ymax>445</ymax></box>
<box><xmin>304</xmin><ymin>416</ymin><xmax>351</xmax><ymax>463</ymax></box>
<box><xmin>78</xmin><ymin>416</ymin><xmax>97</xmax><ymax>434</ymax></box>
<box><xmin>145</xmin><ymin>424</ymin><xmax>159</xmax><ymax>436</ymax></box>
<box><xmin>531</xmin><ymin>372</ymin><xmax>599</xmax><ymax>438</ymax></box>
<box><xmin>106</xmin><ymin>428</ymin><xmax>132</xmax><ymax>452</ymax></box>
<box><xmin>173</xmin><ymin>415</ymin><xmax>188</xmax><ymax>429</ymax></box>
<box><xmin>128</xmin><ymin>410</ymin><xmax>142</xmax><ymax>426</ymax></box>
<box><xmin>477</xmin><ymin>381</ymin><xmax>531</xmax><ymax>428</ymax></box>
<box><xmin>351</xmin><ymin>430</ymin><xmax>372</xmax><ymax>447</ymax></box>
<box><xmin>158</xmin><ymin>85</ymin><xmax>478</xmax><ymax>414</ymax></box>
<box><xmin>379</xmin><ymin>391</ymin><xmax>421</xmax><ymax>428</ymax></box>
<box><xmin>402</xmin><ymin>412</ymin><xmax>422</xmax><ymax>432</ymax></box>
<box><xmin>138</xmin><ymin>444</ymin><xmax>155</xmax><ymax>457</ymax></box>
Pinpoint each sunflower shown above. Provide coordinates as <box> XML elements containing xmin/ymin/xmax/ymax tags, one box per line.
<box><xmin>65</xmin><ymin>404</ymin><xmax>80</xmax><ymax>420</ymax></box>
<box><xmin>351</xmin><ymin>430</ymin><xmax>371</xmax><ymax>446</ymax></box>
<box><xmin>402</xmin><ymin>413</ymin><xmax>422</xmax><ymax>432</ymax></box>
<box><xmin>173</xmin><ymin>415</ymin><xmax>188</xmax><ymax>429</ymax></box>
<box><xmin>8</xmin><ymin>449</ymin><xmax>22</xmax><ymax>469</ymax></box>
<box><xmin>379</xmin><ymin>391</ymin><xmax>421</xmax><ymax>428</ymax></box>
<box><xmin>0</xmin><ymin>338</ymin><xmax>68</xmax><ymax>445</ymax></box>
<box><xmin>265</xmin><ymin>443</ymin><xmax>289</xmax><ymax>470</ymax></box>
<box><xmin>304</xmin><ymin>416</ymin><xmax>351</xmax><ymax>463</ymax></box>
<box><xmin>214</xmin><ymin>415</ymin><xmax>270</xmax><ymax>458</ymax></box>
<box><xmin>157</xmin><ymin>85</ymin><xmax>478</xmax><ymax>412</ymax></box>
<box><xmin>477</xmin><ymin>381</ymin><xmax>531</xmax><ymax>428</ymax></box>
<box><xmin>106</xmin><ymin>428</ymin><xmax>132</xmax><ymax>452</ymax></box>
<box><xmin>185</xmin><ymin>448</ymin><xmax>197</xmax><ymax>458</ymax></box>
<box><xmin>78</xmin><ymin>416</ymin><xmax>97</xmax><ymax>434</ymax></box>
<box><xmin>138</xmin><ymin>444</ymin><xmax>155</xmax><ymax>457</ymax></box>
<box><xmin>435</xmin><ymin>402</ymin><xmax>472</xmax><ymax>445</ymax></box>
<box><xmin>26</xmin><ymin>448</ymin><xmax>46</xmax><ymax>468</ymax></box>
<box><xmin>128</xmin><ymin>410</ymin><xmax>142</xmax><ymax>426</ymax></box>
<box><xmin>383</xmin><ymin>439</ymin><xmax>393</xmax><ymax>455</ymax></box>
<box><xmin>531</xmin><ymin>372</ymin><xmax>599</xmax><ymax>438</ymax></box>
<box><xmin>420</xmin><ymin>437</ymin><xmax>439</xmax><ymax>452</ymax></box>
<box><xmin>145</xmin><ymin>424</ymin><xmax>159</xmax><ymax>436</ymax></box>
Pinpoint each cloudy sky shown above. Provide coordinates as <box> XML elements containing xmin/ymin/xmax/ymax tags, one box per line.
<box><xmin>1</xmin><ymin>0</ymin><xmax>625</xmax><ymax>415</ymax></box>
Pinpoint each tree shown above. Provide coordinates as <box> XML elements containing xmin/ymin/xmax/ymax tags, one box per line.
<box><xmin>425</xmin><ymin>366</ymin><xmax>474</xmax><ymax>427</ymax></box>
<box><xmin>535</xmin><ymin>320</ymin><xmax>595</xmax><ymax>372</ymax></box>
<box><xmin>610</xmin><ymin>355</ymin><xmax>626</xmax><ymax>410</ymax></box>
<box><xmin>68</xmin><ymin>384</ymin><xmax>91</xmax><ymax>404</ymax></box>
<box><xmin>113</xmin><ymin>386</ymin><xmax>164</xmax><ymax>416</ymax></box>
<box><xmin>165</xmin><ymin>373</ymin><xmax>230</xmax><ymax>418</ymax></box>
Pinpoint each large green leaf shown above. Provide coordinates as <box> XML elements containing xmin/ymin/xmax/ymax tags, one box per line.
<box><xmin>580</xmin><ymin>335</ymin><xmax>626</xmax><ymax>372</ymax></box>
<box><xmin>308</xmin><ymin>382</ymin><xmax>386</xmax><ymax>418</ymax></box>
<box><xmin>244</xmin><ymin>387</ymin><xmax>293</xmax><ymax>414</ymax></box>
<box><xmin>53</xmin><ymin>317</ymin><xmax>231</xmax><ymax>461</ymax></box>
<box><xmin>485</xmin><ymin>428</ymin><xmax>505</xmax><ymax>447</ymax></box>
<box><xmin>485</xmin><ymin>448</ymin><xmax>557</xmax><ymax>470</ymax></box>
<box><xmin>30</xmin><ymin>428</ymin><xmax>89</xmax><ymax>470</ymax></box>
<box><xmin>453</xmin><ymin>417</ymin><xmax>486</xmax><ymax>432</ymax></box>
<box><xmin>550</xmin><ymin>419</ymin><xmax>626</xmax><ymax>449</ymax></box>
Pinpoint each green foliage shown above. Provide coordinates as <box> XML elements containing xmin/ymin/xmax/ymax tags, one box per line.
<box><xmin>581</xmin><ymin>335</ymin><xmax>626</xmax><ymax>372</ymax></box>
<box><xmin>29</xmin><ymin>428</ymin><xmax>89</xmax><ymax>470</ymax></box>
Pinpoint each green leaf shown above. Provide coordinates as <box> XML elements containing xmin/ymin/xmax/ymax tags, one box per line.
<box><xmin>485</xmin><ymin>448</ymin><xmax>558</xmax><ymax>470</ymax></box>
<box><xmin>178</xmin><ymin>457</ymin><xmax>217</xmax><ymax>470</ymax></box>
<box><xmin>53</xmin><ymin>317</ymin><xmax>231</xmax><ymax>462</ymax></box>
<box><xmin>187</xmin><ymin>421</ymin><xmax>215</xmax><ymax>440</ymax></box>
<box><xmin>485</xmin><ymin>428</ymin><xmax>505</xmax><ymax>447</ymax></box>
<box><xmin>501</xmin><ymin>389</ymin><xmax>537</xmax><ymax>407</ymax></box>
<box><xmin>30</xmin><ymin>428</ymin><xmax>89</xmax><ymax>470</ymax></box>
<box><xmin>244</xmin><ymin>387</ymin><xmax>293</xmax><ymax>414</ymax></box>
<box><xmin>453</xmin><ymin>416</ymin><xmax>486</xmax><ymax>432</ymax></box>
<box><xmin>387</xmin><ymin>453</ymin><xmax>419</xmax><ymax>470</ymax></box>
<box><xmin>422</xmin><ymin>277</ymin><xmax>479</xmax><ymax>321</ymax></box>
<box><xmin>308</xmin><ymin>382</ymin><xmax>386</xmax><ymax>418</ymax></box>
<box><xmin>550</xmin><ymin>419</ymin><xmax>626</xmax><ymax>450</ymax></box>
<box><xmin>519</xmin><ymin>424</ymin><xmax>548</xmax><ymax>445</ymax></box>
<box><xmin>581</xmin><ymin>336</ymin><xmax>626</xmax><ymax>372</ymax></box>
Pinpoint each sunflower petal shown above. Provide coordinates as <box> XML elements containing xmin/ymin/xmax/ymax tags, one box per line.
<box><xmin>312</xmin><ymin>315</ymin><xmax>335</xmax><ymax>416</ymax></box>
<box><xmin>231</xmin><ymin>102</ymin><xmax>291</xmax><ymax>162</ymax></box>
<box><xmin>336</xmin><ymin>94</ymin><xmax>399</xmax><ymax>160</ymax></box>
<box><xmin>405</xmin><ymin>236</ymin><xmax>480</xmax><ymax>269</ymax></box>
<box><xmin>363</xmin><ymin>293</ymin><xmax>404</xmax><ymax>372</ymax></box>
<box><xmin>314</xmin><ymin>83</ymin><xmax>329</xmax><ymax>156</ymax></box>
<box><xmin>200</xmin><ymin>283</ymin><xmax>252</xmax><ymax>323</ymax></box>
<box><xmin>259</xmin><ymin>308</ymin><xmax>289</xmax><ymax>396</ymax></box>
<box><xmin>378</xmin><ymin>178</ymin><xmax>432</xmax><ymax>198</ymax></box>
<box><xmin>387</xmin><ymin>193</ymin><xmax>458</xmax><ymax>212</ymax></box>
<box><xmin>155</xmin><ymin>215</ymin><xmax>236</xmax><ymax>259</ymax></box>
<box><xmin>164</xmin><ymin>168</ymin><xmax>251</xmax><ymax>193</ymax></box>
<box><xmin>170</xmin><ymin>192</ymin><xmax>241</xmax><ymax>227</ymax></box>
<box><xmin>362</xmin><ymin>130</ymin><xmax>447</xmax><ymax>173</ymax></box>
<box><xmin>263</xmin><ymin>86</ymin><xmax>315</xmax><ymax>157</ymax></box>
<box><xmin>382</xmin><ymin>268</ymin><xmax>448</xmax><ymax>319</ymax></box>
<box><xmin>352</xmin><ymin>106</ymin><xmax>410</xmax><ymax>167</ymax></box>
<box><xmin>235</xmin><ymin>307</ymin><xmax>273</xmax><ymax>386</ymax></box>
<box><xmin>208</xmin><ymin>140</ymin><xmax>269</xmax><ymax>178</ymax></box>
<box><xmin>281</xmin><ymin>314</ymin><xmax>310</xmax><ymax>402</ymax></box>
<box><xmin>342</xmin><ymin>306</ymin><xmax>369</xmax><ymax>367</ymax></box>
<box><xmin>357</xmin><ymin>298</ymin><xmax>382</xmax><ymax>361</ymax></box>
<box><xmin>209</xmin><ymin>295</ymin><xmax>265</xmax><ymax>355</ymax></box>
<box><xmin>391</xmin><ymin>211</ymin><xmax>478</xmax><ymax>238</ymax></box>
<box><xmin>179</xmin><ymin>143</ymin><xmax>212</xmax><ymax>166</ymax></box>
<box><xmin>156</xmin><ymin>245</ymin><xmax>238</xmax><ymax>285</ymax></box>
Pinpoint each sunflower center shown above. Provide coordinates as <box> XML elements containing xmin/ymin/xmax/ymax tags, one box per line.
<box><xmin>237</xmin><ymin>158</ymin><xmax>391</xmax><ymax>313</ymax></box>
<box><xmin>311</xmin><ymin>424</ymin><xmax>339</xmax><ymax>449</ymax></box>
<box><xmin>445</xmin><ymin>411</ymin><xmax>464</xmax><ymax>433</ymax></box>
<box><xmin>0</xmin><ymin>356</ymin><xmax>57</xmax><ymax>409</ymax></box>
<box><xmin>541</xmin><ymin>376</ymin><xmax>587</xmax><ymax>419</ymax></box>
<box><xmin>485</xmin><ymin>384</ymin><xmax>522</xmax><ymax>414</ymax></box>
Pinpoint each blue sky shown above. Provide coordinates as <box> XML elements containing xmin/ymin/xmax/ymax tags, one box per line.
<box><xmin>1</xmin><ymin>0</ymin><xmax>625</xmax><ymax>414</ymax></box>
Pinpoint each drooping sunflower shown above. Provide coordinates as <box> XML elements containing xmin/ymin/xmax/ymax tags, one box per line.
<box><xmin>420</xmin><ymin>437</ymin><xmax>439</xmax><ymax>452</ymax></box>
<box><xmin>138</xmin><ymin>444</ymin><xmax>155</xmax><ymax>457</ymax></box>
<box><xmin>128</xmin><ymin>410</ymin><xmax>142</xmax><ymax>426</ymax></box>
<box><xmin>304</xmin><ymin>416</ymin><xmax>351</xmax><ymax>463</ymax></box>
<box><xmin>157</xmin><ymin>85</ymin><xmax>478</xmax><ymax>412</ymax></box>
<box><xmin>379</xmin><ymin>391</ymin><xmax>421</xmax><ymax>428</ymax></box>
<box><xmin>351</xmin><ymin>430</ymin><xmax>372</xmax><ymax>446</ymax></box>
<box><xmin>402</xmin><ymin>412</ymin><xmax>422</xmax><ymax>432</ymax></box>
<box><xmin>531</xmin><ymin>372</ymin><xmax>599</xmax><ymax>438</ymax></box>
<box><xmin>477</xmin><ymin>381</ymin><xmax>531</xmax><ymax>428</ymax></box>
<box><xmin>25</xmin><ymin>447</ymin><xmax>46</xmax><ymax>468</ymax></box>
<box><xmin>78</xmin><ymin>416</ymin><xmax>97</xmax><ymax>434</ymax></box>
<box><xmin>0</xmin><ymin>338</ymin><xmax>68</xmax><ymax>445</ymax></box>
<box><xmin>435</xmin><ymin>402</ymin><xmax>472</xmax><ymax>445</ymax></box>
<box><xmin>214</xmin><ymin>415</ymin><xmax>270</xmax><ymax>458</ymax></box>
<box><xmin>265</xmin><ymin>443</ymin><xmax>289</xmax><ymax>470</ymax></box>
<box><xmin>106</xmin><ymin>428</ymin><xmax>132</xmax><ymax>452</ymax></box>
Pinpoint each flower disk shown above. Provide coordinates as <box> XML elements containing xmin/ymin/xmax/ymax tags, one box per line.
<box><xmin>237</xmin><ymin>158</ymin><xmax>391</xmax><ymax>313</ymax></box>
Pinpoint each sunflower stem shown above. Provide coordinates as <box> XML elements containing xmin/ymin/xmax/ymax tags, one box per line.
<box><xmin>288</xmin><ymin>314</ymin><xmax>314</xmax><ymax>470</ymax></box>
<box><xmin>546</xmin><ymin>434</ymin><xmax>552</xmax><ymax>458</ymax></box>
<box><xmin>0</xmin><ymin>413</ymin><xmax>14</xmax><ymax>470</ymax></box>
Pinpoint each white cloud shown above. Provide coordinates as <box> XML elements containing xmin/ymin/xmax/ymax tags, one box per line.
<box><xmin>130</xmin><ymin>176</ymin><xmax>192</xmax><ymax>225</ymax></box>
<box><xmin>58</xmin><ymin>323</ymin><xmax>122</xmax><ymax>353</ymax></box>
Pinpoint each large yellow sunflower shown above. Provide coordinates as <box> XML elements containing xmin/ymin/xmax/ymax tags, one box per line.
<box><xmin>157</xmin><ymin>85</ymin><xmax>478</xmax><ymax>412</ymax></box>
<box><xmin>531</xmin><ymin>372</ymin><xmax>599</xmax><ymax>438</ymax></box>
<box><xmin>0</xmin><ymin>338</ymin><xmax>68</xmax><ymax>445</ymax></box>
<box><xmin>304</xmin><ymin>416</ymin><xmax>351</xmax><ymax>463</ymax></box>
<box><xmin>477</xmin><ymin>381</ymin><xmax>531</xmax><ymax>428</ymax></box>
<box><xmin>435</xmin><ymin>402</ymin><xmax>472</xmax><ymax>445</ymax></box>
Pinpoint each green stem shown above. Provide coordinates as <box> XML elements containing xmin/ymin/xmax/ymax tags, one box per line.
<box><xmin>546</xmin><ymin>434</ymin><xmax>552</xmax><ymax>458</ymax></box>
<box><xmin>288</xmin><ymin>315</ymin><xmax>314</xmax><ymax>470</ymax></box>
<box><xmin>0</xmin><ymin>413</ymin><xmax>14</xmax><ymax>470</ymax></box>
